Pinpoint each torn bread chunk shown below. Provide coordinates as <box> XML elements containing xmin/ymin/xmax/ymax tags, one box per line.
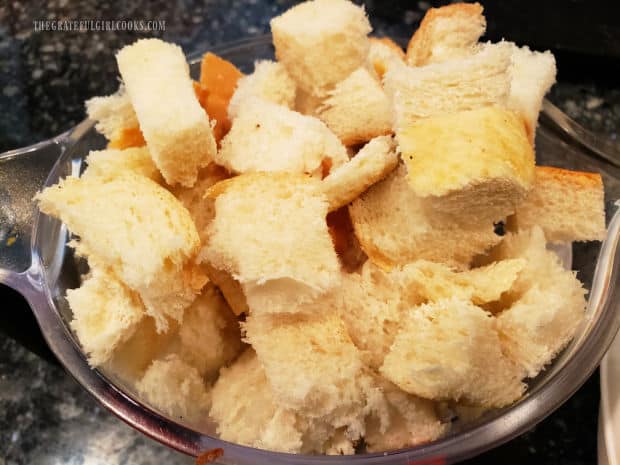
<box><xmin>243</xmin><ymin>311</ymin><xmax>368</xmax><ymax>442</ymax></box>
<box><xmin>271</xmin><ymin>0</ymin><xmax>371</xmax><ymax>97</ymax></box>
<box><xmin>406</xmin><ymin>2</ymin><xmax>486</xmax><ymax>66</ymax></box>
<box><xmin>321</xmin><ymin>135</ymin><xmax>399</xmax><ymax>212</ymax></box>
<box><xmin>507</xmin><ymin>45</ymin><xmax>557</xmax><ymax>142</ymax></box>
<box><xmin>398</xmin><ymin>258</ymin><xmax>526</xmax><ymax>307</ymax></box>
<box><xmin>318</xmin><ymin>68</ymin><xmax>392</xmax><ymax>146</ymax></box>
<box><xmin>136</xmin><ymin>353</ymin><xmax>211</xmax><ymax>424</ymax></box>
<box><xmin>36</xmin><ymin>174</ymin><xmax>200</xmax><ymax>331</ymax></box>
<box><xmin>487</xmin><ymin>227</ymin><xmax>587</xmax><ymax>378</ymax></box>
<box><xmin>200</xmin><ymin>173</ymin><xmax>341</xmax><ymax>313</ymax></box>
<box><xmin>509</xmin><ymin>166</ymin><xmax>606</xmax><ymax>242</ymax></box>
<box><xmin>399</xmin><ymin>106</ymin><xmax>535</xmax><ymax>221</ymax></box>
<box><xmin>82</xmin><ymin>147</ymin><xmax>161</xmax><ymax>182</ymax></box>
<box><xmin>175</xmin><ymin>283</ymin><xmax>243</xmax><ymax>381</ymax></box>
<box><xmin>338</xmin><ymin>257</ymin><xmax>523</xmax><ymax>370</ymax></box>
<box><xmin>216</xmin><ymin>99</ymin><xmax>348</xmax><ymax>177</ymax></box>
<box><xmin>210</xmin><ymin>349</ymin><xmax>304</xmax><ymax>453</ymax></box>
<box><xmin>367</xmin><ymin>37</ymin><xmax>405</xmax><ymax>80</ymax></box>
<box><xmin>381</xmin><ymin>298</ymin><xmax>526</xmax><ymax>408</ymax></box>
<box><xmin>116</xmin><ymin>38</ymin><xmax>217</xmax><ymax>187</ymax></box>
<box><xmin>228</xmin><ymin>60</ymin><xmax>297</xmax><ymax>119</ymax></box>
<box><xmin>384</xmin><ymin>42</ymin><xmax>512</xmax><ymax>135</ymax></box>
<box><xmin>66</xmin><ymin>267</ymin><xmax>144</xmax><ymax>366</ymax></box>
<box><xmin>349</xmin><ymin>165</ymin><xmax>502</xmax><ymax>270</ymax></box>
<box><xmin>338</xmin><ymin>262</ymin><xmax>414</xmax><ymax>369</ymax></box>
<box><xmin>365</xmin><ymin>378</ymin><xmax>446</xmax><ymax>452</ymax></box>
<box><xmin>85</xmin><ymin>88</ymin><xmax>138</xmax><ymax>140</ymax></box>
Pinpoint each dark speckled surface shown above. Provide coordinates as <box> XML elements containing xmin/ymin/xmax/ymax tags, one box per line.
<box><xmin>0</xmin><ymin>1</ymin><xmax>619</xmax><ymax>464</ymax></box>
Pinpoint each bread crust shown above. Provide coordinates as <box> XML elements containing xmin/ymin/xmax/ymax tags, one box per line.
<box><xmin>406</xmin><ymin>2</ymin><xmax>485</xmax><ymax>66</ymax></box>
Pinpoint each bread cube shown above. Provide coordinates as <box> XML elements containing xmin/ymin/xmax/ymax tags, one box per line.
<box><xmin>510</xmin><ymin>166</ymin><xmax>605</xmax><ymax>242</ymax></box>
<box><xmin>116</xmin><ymin>39</ymin><xmax>217</xmax><ymax>187</ymax></box>
<box><xmin>85</xmin><ymin>88</ymin><xmax>138</xmax><ymax>140</ymax></box>
<box><xmin>384</xmin><ymin>43</ymin><xmax>512</xmax><ymax>134</ymax></box>
<box><xmin>271</xmin><ymin>0</ymin><xmax>371</xmax><ymax>97</ymax></box>
<box><xmin>200</xmin><ymin>173</ymin><xmax>341</xmax><ymax>313</ymax></box>
<box><xmin>216</xmin><ymin>99</ymin><xmax>348</xmax><ymax>177</ymax></box>
<box><xmin>406</xmin><ymin>2</ymin><xmax>486</xmax><ymax>66</ymax></box>
<box><xmin>489</xmin><ymin>227</ymin><xmax>587</xmax><ymax>377</ymax></box>
<box><xmin>321</xmin><ymin>135</ymin><xmax>398</xmax><ymax>212</ymax></box>
<box><xmin>83</xmin><ymin>147</ymin><xmax>161</xmax><ymax>182</ymax></box>
<box><xmin>398</xmin><ymin>106</ymin><xmax>535</xmax><ymax>221</ymax></box>
<box><xmin>318</xmin><ymin>68</ymin><xmax>392</xmax><ymax>146</ymax></box>
<box><xmin>228</xmin><ymin>60</ymin><xmax>297</xmax><ymax>119</ymax></box>
<box><xmin>349</xmin><ymin>165</ymin><xmax>502</xmax><ymax>270</ymax></box>
<box><xmin>66</xmin><ymin>268</ymin><xmax>144</xmax><ymax>366</ymax></box>
<box><xmin>210</xmin><ymin>349</ymin><xmax>304</xmax><ymax>453</ymax></box>
<box><xmin>37</xmin><ymin>174</ymin><xmax>200</xmax><ymax>331</ymax></box>
<box><xmin>243</xmin><ymin>312</ymin><xmax>366</xmax><ymax>423</ymax></box>
<box><xmin>381</xmin><ymin>298</ymin><xmax>526</xmax><ymax>407</ymax></box>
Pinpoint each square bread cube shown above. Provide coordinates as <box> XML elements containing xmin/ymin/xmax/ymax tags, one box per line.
<box><xmin>116</xmin><ymin>39</ymin><xmax>217</xmax><ymax>187</ymax></box>
<box><xmin>200</xmin><ymin>172</ymin><xmax>341</xmax><ymax>313</ymax></box>
<box><xmin>381</xmin><ymin>298</ymin><xmax>525</xmax><ymax>408</ymax></box>
<box><xmin>271</xmin><ymin>0</ymin><xmax>371</xmax><ymax>97</ymax></box>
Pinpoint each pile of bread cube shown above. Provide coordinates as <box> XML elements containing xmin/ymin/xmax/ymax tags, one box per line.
<box><xmin>36</xmin><ymin>0</ymin><xmax>606</xmax><ymax>455</ymax></box>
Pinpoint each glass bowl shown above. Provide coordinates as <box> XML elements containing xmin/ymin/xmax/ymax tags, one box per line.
<box><xmin>1</xmin><ymin>35</ymin><xmax>620</xmax><ymax>465</ymax></box>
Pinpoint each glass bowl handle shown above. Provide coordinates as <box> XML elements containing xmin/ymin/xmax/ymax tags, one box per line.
<box><xmin>0</xmin><ymin>133</ymin><xmax>70</xmax><ymax>296</ymax></box>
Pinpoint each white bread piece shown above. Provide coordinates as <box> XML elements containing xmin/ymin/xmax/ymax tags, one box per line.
<box><xmin>367</xmin><ymin>37</ymin><xmax>406</xmax><ymax>80</ymax></box>
<box><xmin>176</xmin><ymin>283</ymin><xmax>243</xmax><ymax>381</ymax></box>
<box><xmin>82</xmin><ymin>147</ymin><xmax>161</xmax><ymax>182</ymax></box>
<box><xmin>381</xmin><ymin>298</ymin><xmax>526</xmax><ymax>407</ymax></box>
<box><xmin>338</xmin><ymin>262</ymin><xmax>415</xmax><ymax>369</ymax></box>
<box><xmin>136</xmin><ymin>354</ymin><xmax>211</xmax><ymax>424</ymax></box>
<box><xmin>210</xmin><ymin>349</ymin><xmax>304</xmax><ymax>453</ymax></box>
<box><xmin>200</xmin><ymin>173</ymin><xmax>341</xmax><ymax>313</ymax></box>
<box><xmin>36</xmin><ymin>174</ymin><xmax>200</xmax><ymax>331</ymax></box>
<box><xmin>507</xmin><ymin>45</ymin><xmax>557</xmax><ymax>141</ymax></box>
<box><xmin>488</xmin><ymin>227</ymin><xmax>587</xmax><ymax>377</ymax></box>
<box><xmin>406</xmin><ymin>2</ymin><xmax>486</xmax><ymax>66</ymax></box>
<box><xmin>104</xmin><ymin>316</ymin><xmax>177</xmax><ymax>384</ymax></box>
<box><xmin>66</xmin><ymin>268</ymin><xmax>144</xmax><ymax>366</ymax></box>
<box><xmin>338</xmin><ymin>258</ymin><xmax>523</xmax><ymax>370</ymax></box>
<box><xmin>384</xmin><ymin>42</ymin><xmax>512</xmax><ymax>135</ymax></box>
<box><xmin>85</xmin><ymin>88</ymin><xmax>138</xmax><ymax>140</ymax></box>
<box><xmin>510</xmin><ymin>166</ymin><xmax>606</xmax><ymax>243</ymax></box>
<box><xmin>116</xmin><ymin>38</ymin><xmax>216</xmax><ymax>187</ymax></box>
<box><xmin>216</xmin><ymin>99</ymin><xmax>348</xmax><ymax>177</ymax></box>
<box><xmin>399</xmin><ymin>106</ymin><xmax>535</xmax><ymax>221</ymax></box>
<box><xmin>399</xmin><ymin>258</ymin><xmax>526</xmax><ymax>306</ymax></box>
<box><xmin>294</xmin><ymin>88</ymin><xmax>324</xmax><ymax>116</ymax></box>
<box><xmin>365</xmin><ymin>378</ymin><xmax>446</xmax><ymax>452</ymax></box>
<box><xmin>317</xmin><ymin>68</ymin><xmax>392</xmax><ymax>146</ymax></box>
<box><xmin>228</xmin><ymin>60</ymin><xmax>297</xmax><ymax>119</ymax></box>
<box><xmin>271</xmin><ymin>0</ymin><xmax>372</xmax><ymax>97</ymax></box>
<box><xmin>243</xmin><ymin>312</ymin><xmax>366</xmax><ymax>424</ymax></box>
<box><xmin>349</xmin><ymin>165</ymin><xmax>502</xmax><ymax>270</ymax></box>
<box><xmin>171</xmin><ymin>163</ymin><xmax>229</xmax><ymax>244</ymax></box>
<box><xmin>321</xmin><ymin>135</ymin><xmax>399</xmax><ymax>212</ymax></box>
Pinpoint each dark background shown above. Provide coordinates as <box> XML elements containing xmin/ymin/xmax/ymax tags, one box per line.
<box><xmin>1</xmin><ymin>1</ymin><xmax>619</xmax><ymax>464</ymax></box>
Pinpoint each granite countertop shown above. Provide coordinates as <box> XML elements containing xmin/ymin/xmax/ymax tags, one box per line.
<box><xmin>1</xmin><ymin>1</ymin><xmax>619</xmax><ymax>464</ymax></box>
